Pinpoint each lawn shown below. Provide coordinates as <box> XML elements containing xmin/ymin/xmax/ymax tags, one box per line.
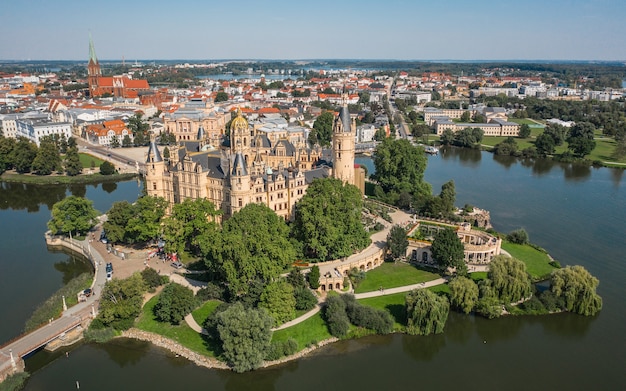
<box><xmin>78</xmin><ymin>153</ymin><xmax>105</xmax><ymax>168</ymax></box>
<box><xmin>271</xmin><ymin>312</ymin><xmax>331</xmax><ymax>350</ymax></box>
<box><xmin>501</xmin><ymin>241</ymin><xmax>558</xmax><ymax>281</ymax></box>
<box><xmin>354</xmin><ymin>262</ymin><xmax>440</xmax><ymax>294</ymax></box>
<box><xmin>587</xmin><ymin>138</ymin><xmax>626</xmax><ymax>163</ymax></box>
<box><xmin>136</xmin><ymin>295</ymin><xmax>217</xmax><ymax>357</ymax></box>
<box><xmin>509</xmin><ymin>118</ymin><xmax>545</xmax><ymax>127</ymax></box>
<box><xmin>359</xmin><ymin>292</ymin><xmax>407</xmax><ymax>330</ymax></box>
<box><xmin>191</xmin><ymin>300</ymin><xmax>221</xmax><ymax>327</ymax></box>
<box><xmin>470</xmin><ymin>271</ymin><xmax>488</xmax><ymax>282</ymax></box>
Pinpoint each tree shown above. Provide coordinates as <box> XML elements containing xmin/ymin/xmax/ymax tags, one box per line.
<box><xmin>550</xmin><ymin>265</ymin><xmax>602</xmax><ymax>316</ymax></box>
<box><xmin>440</xmin><ymin>129</ymin><xmax>455</xmax><ymax>146</ymax></box>
<box><xmin>294</xmin><ymin>287</ymin><xmax>317</xmax><ymax>311</ymax></box>
<box><xmin>374</xmin><ymin>128</ymin><xmax>387</xmax><ymax>141</ymax></box>
<box><xmin>259</xmin><ymin>280</ymin><xmax>296</xmax><ymax>325</ymax></box>
<box><xmin>99</xmin><ymin>161</ymin><xmax>116</xmax><ymax>175</ymax></box>
<box><xmin>125</xmin><ymin>196</ymin><xmax>168</xmax><ymax>243</ymax></box>
<box><xmin>286</xmin><ymin>268</ymin><xmax>306</xmax><ymax>290</ymax></box>
<box><xmin>103</xmin><ymin>201</ymin><xmax>134</xmax><ymax>243</ymax></box>
<box><xmin>488</xmin><ymin>255</ymin><xmax>532</xmax><ymax>303</ymax></box>
<box><xmin>387</xmin><ymin>225</ymin><xmax>408</xmax><ymax>261</ymax></box>
<box><xmin>141</xmin><ymin>267</ymin><xmax>167</xmax><ymax>290</ymax></box>
<box><xmin>292</xmin><ymin>178</ymin><xmax>369</xmax><ymax>261</ymax></box>
<box><xmin>308</xmin><ymin>265</ymin><xmax>320</xmax><ymax>289</ymax></box>
<box><xmin>215</xmin><ymin>91</ymin><xmax>229</xmax><ymax>102</ymax></box>
<box><xmin>449</xmin><ymin>276</ymin><xmax>479</xmax><ymax>314</ymax></box>
<box><xmin>207</xmin><ymin>203</ymin><xmax>295</xmax><ymax>295</ymax></box>
<box><xmin>567</xmin><ymin>137</ymin><xmax>596</xmax><ymax>158</ymax></box>
<box><xmin>460</xmin><ymin>111</ymin><xmax>471</xmax><ymax>122</ymax></box>
<box><xmin>47</xmin><ymin>196</ymin><xmax>99</xmax><ymax>236</ymax></box>
<box><xmin>372</xmin><ymin>138</ymin><xmax>431</xmax><ymax>198</ymax></box>
<box><xmin>535</xmin><ymin>133</ymin><xmax>556</xmax><ymax>155</ymax></box>
<box><xmin>122</xmin><ymin>135</ymin><xmax>132</xmax><ymax>148</ymax></box>
<box><xmin>32</xmin><ymin>137</ymin><xmax>61</xmax><ymax>175</ymax></box>
<box><xmin>110</xmin><ymin>137</ymin><xmax>120</xmax><ymax>148</ymax></box>
<box><xmin>543</xmin><ymin>123</ymin><xmax>567</xmax><ymax>146</ymax></box>
<box><xmin>453</xmin><ymin>127</ymin><xmax>483</xmax><ymax>148</ymax></box>
<box><xmin>154</xmin><ymin>283</ymin><xmax>197</xmax><ymax>325</ymax></box>
<box><xmin>322</xmin><ymin>295</ymin><xmax>350</xmax><ymax>338</ymax></box>
<box><xmin>98</xmin><ymin>273</ymin><xmax>146</xmax><ymax>330</ymax></box>
<box><xmin>507</xmin><ymin>228</ymin><xmax>529</xmax><ymax>244</ymax></box>
<box><xmin>308</xmin><ymin>111</ymin><xmax>334</xmax><ymax>147</ymax></box>
<box><xmin>518</xmin><ymin>123</ymin><xmax>531</xmax><ymax>138</ymax></box>
<box><xmin>430</xmin><ymin>228</ymin><xmax>465</xmax><ymax>271</ymax></box>
<box><xmin>439</xmin><ymin>180</ymin><xmax>456</xmax><ymax>215</ymax></box>
<box><xmin>214</xmin><ymin>302</ymin><xmax>273</xmax><ymax>372</ymax></box>
<box><xmin>11</xmin><ymin>137</ymin><xmax>37</xmax><ymax>173</ymax></box>
<box><xmin>64</xmin><ymin>145</ymin><xmax>82</xmax><ymax>176</ymax></box>
<box><xmin>163</xmin><ymin>198</ymin><xmax>220</xmax><ymax>255</ymax></box>
<box><xmin>0</xmin><ymin>136</ymin><xmax>16</xmax><ymax>174</ymax></box>
<box><xmin>494</xmin><ymin>137</ymin><xmax>519</xmax><ymax>156</ymax></box>
<box><xmin>341</xmin><ymin>294</ymin><xmax>393</xmax><ymax>334</ymax></box>
<box><xmin>405</xmin><ymin>289</ymin><xmax>449</xmax><ymax>336</ymax></box>
<box><xmin>163</xmin><ymin>146</ymin><xmax>170</xmax><ymax>160</ymax></box>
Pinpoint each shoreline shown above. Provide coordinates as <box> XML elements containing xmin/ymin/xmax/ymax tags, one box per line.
<box><xmin>0</xmin><ymin>171</ymin><xmax>137</xmax><ymax>185</ymax></box>
<box><xmin>120</xmin><ymin>328</ymin><xmax>338</xmax><ymax>371</ymax></box>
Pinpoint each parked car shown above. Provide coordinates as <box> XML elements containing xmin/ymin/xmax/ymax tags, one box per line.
<box><xmin>106</xmin><ymin>263</ymin><xmax>113</xmax><ymax>273</ymax></box>
<box><xmin>83</xmin><ymin>288</ymin><xmax>92</xmax><ymax>297</ymax></box>
<box><xmin>106</xmin><ymin>271</ymin><xmax>112</xmax><ymax>281</ymax></box>
<box><xmin>171</xmin><ymin>261</ymin><xmax>183</xmax><ymax>269</ymax></box>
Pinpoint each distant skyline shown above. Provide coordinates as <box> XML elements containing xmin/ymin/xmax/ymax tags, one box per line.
<box><xmin>2</xmin><ymin>0</ymin><xmax>625</xmax><ymax>62</ymax></box>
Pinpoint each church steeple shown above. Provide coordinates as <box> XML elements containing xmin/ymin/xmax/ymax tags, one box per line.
<box><xmin>87</xmin><ymin>33</ymin><xmax>102</xmax><ymax>97</ymax></box>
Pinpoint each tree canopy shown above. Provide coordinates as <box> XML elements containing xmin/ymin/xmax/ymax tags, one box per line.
<box><xmin>32</xmin><ymin>136</ymin><xmax>61</xmax><ymax>175</ymax></box>
<box><xmin>206</xmin><ymin>203</ymin><xmax>295</xmax><ymax>296</ymax></box>
<box><xmin>449</xmin><ymin>276</ymin><xmax>479</xmax><ymax>314</ymax></box>
<box><xmin>162</xmin><ymin>198</ymin><xmax>221</xmax><ymax>255</ymax></box>
<box><xmin>372</xmin><ymin>138</ymin><xmax>431</xmax><ymax>198</ymax></box>
<box><xmin>488</xmin><ymin>255</ymin><xmax>532</xmax><ymax>303</ymax></box>
<box><xmin>98</xmin><ymin>273</ymin><xmax>146</xmax><ymax>330</ymax></box>
<box><xmin>550</xmin><ymin>265</ymin><xmax>602</xmax><ymax>316</ymax></box>
<box><xmin>387</xmin><ymin>224</ymin><xmax>408</xmax><ymax>260</ymax></box>
<box><xmin>154</xmin><ymin>282</ymin><xmax>197</xmax><ymax>325</ymax></box>
<box><xmin>214</xmin><ymin>302</ymin><xmax>273</xmax><ymax>372</ymax></box>
<box><xmin>292</xmin><ymin>178</ymin><xmax>369</xmax><ymax>261</ymax></box>
<box><xmin>405</xmin><ymin>289</ymin><xmax>450</xmax><ymax>336</ymax></box>
<box><xmin>47</xmin><ymin>195</ymin><xmax>99</xmax><ymax>236</ymax></box>
<box><xmin>430</xmin><ymin>228</ymin><xmax>465</xmax><ymax>272</ymax></box>
<box><xmin>259</xmin><ymin>280</ymin><xmax>296</xmax><ymax>326</ymax></box>
<box><xmin>308</xmin><ymin>111</ymin><xmax>334</xmax><ymax>147</ymax></box>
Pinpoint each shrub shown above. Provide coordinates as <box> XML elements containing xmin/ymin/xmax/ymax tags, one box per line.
<box><xmin>518</xmin><ymin>295</ymin><xmax>547</xmax><ymax>314</ymax></box>
<box><xmin>84</xmin><ymin>327</ymin><xmax>116</xmax><ymax>343</ymax></box>
<box><xmin>100</xmin><ymin>161</ymin><xmax>116</xmax><ymax>175</ymax></box>
<box><xmin>475</xmin><ymin>296</ymin><xmax>502</xmax><ymax>319</ymax></box>
<box><xmin>196</xmin><ymin>282</ymin><xmax>225</xmax><ymax>302</ymax></box>
<box><xmin>308</xmin><ymin>265</ymin><xmax>320</xmax><ymax>289</ymax></box>
<box><xmin>294</xmin><ymin>287</ymin><xmax>318</xmax><ymax>311</ymax></box>
<box><xmin>538</xmin><ymin>290</ymin><xmax>563</xmax><ymax>312</ymax></box>
<box><xmin>141</xmin><ymin>267</ymin><xmax>165</xmax><ymax>291</ymax></box>
<box><xmin>342</xmin><ymin>295</ymin><xmax>393</xmax><ymax>334</ymax></box>
<box><xmin>507</xmin><ymin>228</ymin><xmax>529</xmax><ymax>245</ymax></box>
<box><xmin>154</xmin><ymin>283</ymin><xmax>197</xmax><ymax>324</ymax></box>
<box><xmin>323</xmin><ymin>295</ymin><xmax>350</xmax><ymax>338</ymax></box>
<box><xmin>264</xmin><ymin>338</ymin><xmax>299</xmax><ymax>361</ymax></box>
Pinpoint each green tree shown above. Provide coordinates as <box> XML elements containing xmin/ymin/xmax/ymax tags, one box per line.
<box><xmin>449</xmin><ymin>276</ymin><xmax>479</xmax><ymax>314</ymax></box>
<box><xmin>430</xmin><ymin>228</ymin><xmax>465</xmax><ymax>271</ymax></box>
<box><xmin>141</xmin><ymin>267</ymin><xmax>167</xmax><ymax>290</ymax></box>
<box><xmin>163</xmin><ymin>198</ymin><xmax>221</xmax><ymax>255</ymax></box>
<box><xmin>99</xmin><ymin>161</ymin><xmax>116</xmax><ymax>175</ymax></box>
<box><xmin>488</xmin><ymin>255</ymin><xmax>532</xmax><ymax>303</ymax></box>
<box><xmin>387</xmin><ymin>224</ymin><xmax>408</xmax><ymax>261</ymax></box>
<box><xmin>110</xmin><ymin>137</ymin><xmax>120</xmax><ymax>148</ymax></box>
<box><xmin>286</xmin><ymin>268</ymin><xmax>306</xmax><ymax>290</ymax></box>
<box><xmin>323</xmin><ymin>295</ymin><xmax>350</xmax><ymax>338</ymax></box>
<box><xmin>128</xmin><ymin>113</ymin><xmax>149</xmax><ymax>135</ymax></box>
<box><xmin>308</xmin><ymin>111</ymin><xmax>334</xmax><ymax>147</ymax></box>
<box><xmin>494</xmin><ymin>137</ymin><xmax>519</xmax><ymax>156</ymax></box>
<box><xmin>215</xmin><ymin>302</ymin><xmax>273</xmax><ymax>372</ymax></box>
<box><xmin>453</xmin><ymin>127</ymin><xmax>483</xmax><ymax>148</ymax></box>
<box><xmin>215</xmin><ymin>91</ymin><xmax>229</xmax><ymax>102</ymax></box>
<box><xmin>0</xmin><ymin>135</ymin><xmax>16</xmax><ymax>174</ymax></box>
<box><xmin>32</xmin><ymin>136</ymin><xmax>61</xmax><ymax>175</ymax></box>
<box><xmin>47</xmin><ymin>196</ymin><xmax>99</xmax><ymax>236</ymax></box>
<box><xmin>207</xmin><ymin>203</ymin><xmax>295</xmax><ymax>295</ymax></box>
<box><xmin>372</xmin><ymin>138</ymin><xmax>431</xmax><ymax>198</ymax></box>
<box><xmin>259</xmin><ymin>280</ymin><xmax>296</xmax><ymax>325</ymax></box>
<box><xmin>405</xmin><ymin>289</ymin><xmax>450</xmax><ymax>335</ymax></box>
<box><xmin>518</xmin><ymin>123</ymin><xmax>531</xmax><ymax>138</ymax></box>
<box><xmin>98</xmin><ymin>273</ymin><xmax>147</xmax><ymax>330</ymax></box>
<box><xmin>308</xmin><ymin>265</ymin><xmax>320</xmax><ymax>289</ymax></box>
<box><xmin>550</xmin><ymin>265</ymin><xmax>602</xmax><ymax>316</ymax></box>
<box><xmin>439</xmin><ymin>180</ymin><xmax>456</xmax><ymax>215</ymax></box>
<box><xmin>567</xmin><ymin>137</ymin><xmax>596</xmax><ymax>158</ymax></box>
<box><xmin>122</xmin><ymin>135</ymin><xmax>132</xmax><ymax>147</ymax></box>
<box><xmin>64</xmin><ymin>145</ymin><xmax>82</xmax><ymax>176</ymax></box>
<box><xmin>11</xmin><ymin>137</ymin><xmax>37</xmax><ymax>173</ymax></box>
<box><xmin>460</xmin><ymin>111</ymin><xmax>471</xmax><ymax>122</ymax></box>
<box><xmin>163</xmin><ymin>146</ymin><xmax>170</xmax><ymax>160</ymax></box>
<box><xmin>292</xmin><ymin>178</ymin><xmax>369</xmax><ymax>261</ymax></box>
<box><xmin>294</xmin><ymin>287</ymin><xmax>317</xmax><ymax>311</ymax></box>
<box><xmin>374</xmin><ymin>128</ymin><xmax>387</xmax><ymax>141</ymax></box>
<box><xmin>103</xmin><ymin>201</ymin><xmax>134</xmax><ymax>243</ymax></box>
<box><xmin>125</xmin><ymin>196</ymin><xmax>168</xmax><ymax>243</ymax></box>
<box><xmin>440</xmin><ymin>129</ymin><xmax>455</xmax><ymax>146</ymax></box>
<box><xmin>154</xmin><ymin>283</ymin><xmax>197</xmax><ymax>325</ymax></box>
<box><xmin>543</xmin><ymin>123</ymin><xmax>567</xmax><ymax>146</ymax></box>
<box><xmin>507</xmin><ymin>228</ymin><xmax>529</xmax><ymax>245</ymax></box>
<box><xmin>535</xmin><ymin>133</ymin><xmax>556</xmax><ymax>155</ymax></box>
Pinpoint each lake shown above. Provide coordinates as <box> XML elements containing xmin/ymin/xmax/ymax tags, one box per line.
<box><xmin>2</xmin><ymin>149</ymin><xmax>625</xmax><ymax>390</ymax></box>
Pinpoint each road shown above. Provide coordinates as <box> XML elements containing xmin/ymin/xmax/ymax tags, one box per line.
<box><xmin>75</xmin><ymin>138</ymin><xmax>146</xmax><ymax>174</ymax></box>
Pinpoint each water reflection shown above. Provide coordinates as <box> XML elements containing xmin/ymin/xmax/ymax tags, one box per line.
<box><xmin>51</xmin><ymin>252</ymin><xmax>92</xmax><ymax>284</ymax></box>
<box><xmin>102</xmin><ymin>181</ymin><xmax>118</xmax><ymax>193</ymax></box>
<box><xmin>562</xmin><ymin>163</ymin><xmax>592</xmax><ymax>181</ymax></box>
<box><xmin>439</xmin><ymin>146</ymin><xmax>482</xmax><ymax>167</ymax></box>
<box><xmin>401</xmin><ymin>333</ymin><xmax>446</xmax><ymax>361</ymax></box>
<box><xmin>69</xmin><ymin>183</ymin><xmax>87</xmax><ymax>198</ymax></box>
<box><xmin>0</xmin><ymin>182</ymin><xmax>66</xmax><ymax>212</ymax></box>
<box><xmin>609</xmin><ymin>167</ymin><xmax>624</xmax><ymax>188</ymax></box>
<box><xmin>540</xmin><ymin>312</ymin><xmax>594</xmax><ymax>339</ymax></box>
<box><xmin>94</xmin><ymin>338</ymin><xmax>152</xmax><ymax>368</ymax></box>
<box><xmin>475</xmin><ymin>315</ymin><xmax>524</xmax><ymax>343</ymax></box>
<box><xmin>444</xmin><ymin>312</ymin><xmax>475</xmax><ymax>345</ymax></box>
<box><xmin>492</xmin><ymin>154</ymin><xmax>517</xmax><ymax>169</ymax></box>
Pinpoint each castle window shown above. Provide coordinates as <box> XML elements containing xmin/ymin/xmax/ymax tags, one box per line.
<box><xmin>152</xmin><ymin>182</ymin><xmax>157</xmax><ymax>190</ymax></box>
<box><xmin>238</xmin><ymin>198</ymin><xmax>242</xmax><ymax>207</ymax></box>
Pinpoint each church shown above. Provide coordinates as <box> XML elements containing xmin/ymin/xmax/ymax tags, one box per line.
<box><xmin>145</xmin><ymin>99</ymin><xmax>364</xmax><ymax>220</ymax></box>
<box><xmin>87</xmin><ymin>36</ymin><xmax>150</xmax><ymax>99</ymax></box>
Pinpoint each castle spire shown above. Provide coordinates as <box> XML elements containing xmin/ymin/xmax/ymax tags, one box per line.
<box><xmin>88</xmin><ymin>33</ymin><xmax>98</xmax><ymax>65</ymax></box>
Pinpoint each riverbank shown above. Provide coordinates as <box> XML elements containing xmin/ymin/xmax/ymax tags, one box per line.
<box><xmin>0</xmin><ymin>171</ymin><xmax>137</xmax><ymax>185</ymax></box>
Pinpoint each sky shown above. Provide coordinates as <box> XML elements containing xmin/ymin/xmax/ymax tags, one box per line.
<box><xmin>1</xmin><ymin>0</ymin><xmax>625</xmax><ymax>61</ymax></box>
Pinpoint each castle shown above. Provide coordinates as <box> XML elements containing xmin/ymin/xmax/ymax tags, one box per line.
<box><xmin>145</xmin><ymin>100</ymin><xmax>363</xmax><ymax>220</ymax></box>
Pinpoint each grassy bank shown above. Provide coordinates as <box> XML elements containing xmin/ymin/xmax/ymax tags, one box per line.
<box><xmin>191</xmin><ymin>300</ymin><xmax>221</xmax><ymax>327</ymax></box>
<box><xmin>0</xmin><ymin>172</ymin><xmax>137</xmax><ymax>185</ymax></box>
<box><xmin>78</xmin><ymin>153</ymin><xmax>105</xmax><ymax>168</ymax></box>
<box><xmin>271</xmin><ymin>312</ymin><xmax>331</xmax><ymax>350</ymax></box>
<box><xmin>354</xmin><ymin>262</ymin><xmax>440</xmax><ymax>294</ymax></box>
<box><xmin>502</xmin><ymin>241</ymin><xmax>558</xmax><ymax>280</ymax></box>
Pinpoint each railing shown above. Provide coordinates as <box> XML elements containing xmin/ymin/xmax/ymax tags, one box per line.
<box><xmin>18</xmin><ymin>318</ymin><xmax>83</xmax><ymax>357</ymax></box>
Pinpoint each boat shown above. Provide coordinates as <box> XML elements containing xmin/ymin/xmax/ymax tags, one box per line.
<box><xmin>424</xmin><ymin>146</ymin><xmax>439</xmax><ymax>155</ymax></box>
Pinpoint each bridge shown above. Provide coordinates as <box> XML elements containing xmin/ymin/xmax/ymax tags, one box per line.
<box><xmin>0</xmin><ymin>235</ymin><xmax>106</xmax><ymax>382</ymax></box>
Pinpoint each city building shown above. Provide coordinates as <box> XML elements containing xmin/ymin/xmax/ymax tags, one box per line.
<box><xmin>85</xmin><ymin>119</ymin><xmax>133</xmax><ymax>146</ymax></box>
<box><xmin>14</xmin><ymin>119</ymin><xmax>72</xmax><ymax>146</ymax></box>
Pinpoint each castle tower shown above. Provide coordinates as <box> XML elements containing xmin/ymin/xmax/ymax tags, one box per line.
<box><xmin>229</xmin><ymin>152</ymin><xmax>251</xmax><ymax>215</ymax></box>
<box><xmin>145</xmin><ymin>136</ymin><xmax>167</xmax><ymax>200</ymax></box>
<box><xmin>87</xmin><ymin>33</ymin><xmax>101</xmax><ymax>97</ymax></box>
<box><xmin>332</xmin><ymin>94</ymin><xmax>356</xmax><ymax>186</ymax></box>
<box><xmin>230</xmin><ymin>108</ymin><xmax>251</xmax><ymax>165</ymax></box>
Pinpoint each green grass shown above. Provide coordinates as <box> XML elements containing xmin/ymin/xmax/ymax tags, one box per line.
<box><xmin>191</xmin><ymin>300</ymin><xmax>221</xmax><ymax>326</ymax></box>
<box><xmin>587</xmin><ymin>138</ymin><xmax>626</xmax><ymax>163</ymax></box>
<box><xmin>271</xmin><ymin>312</ymin><xmax>332</xmax><ymax>350</ymax></box>
<box><xmin>354</xmin><ymin>262</ymin><xmax>440</xmax><ymax>294</ymax></box>
<box><xmin>502</xmin><ymin>241</ymin><xmax>558</xmax><ymax>281</ymax></box>
<box><xmin>79</xmin><ymin>153</ymin><xmax>105</xmax><ymax>168</ymax></box>
<box><xmin>509</xmin><ymin>118</ymin><xmax>545</xmax><ymax>127</ymax></box>
<box><xmin>135</xmin><ymin>296</ymin><xmax>217</xmax><ymax>357</ymax></box>
<box><xmin>470</xmin><ymin>271</ymin><xmax>488</xmax><ymax>282</ymax></box>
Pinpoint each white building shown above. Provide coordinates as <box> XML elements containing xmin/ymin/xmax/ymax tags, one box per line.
<box><xmin>15</xmin><ymin>120</ymin><xmax>72</xmax><ymax>146</ymax></box>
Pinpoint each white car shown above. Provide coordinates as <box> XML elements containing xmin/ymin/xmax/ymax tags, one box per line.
<box><xmin>106</xmin><ymin>271</ymin><xmax>112</xmax><ymax>281</ymax></box>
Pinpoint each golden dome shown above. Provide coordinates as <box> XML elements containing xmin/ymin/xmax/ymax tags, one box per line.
<box><xmin>230</xmin><ymin>108</ymin><xmax>248</xmax><ymax>132</ymax></box>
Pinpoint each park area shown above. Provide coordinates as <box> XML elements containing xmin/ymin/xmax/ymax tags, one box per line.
<box><xmin>501</xmin><ymin>241</ymin><xmax>558</xmax><ymax>280</ymax></box>
<box><xmin>354</xmin><ymin>262</ymin><xmax>440</xmax><ymax>294</ymax></box>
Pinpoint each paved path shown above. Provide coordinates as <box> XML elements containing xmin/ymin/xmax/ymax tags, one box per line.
<box><xmin>354</xmin><ymin>277</ymin><xmax>448</xmax><ymax>299</ymax></box>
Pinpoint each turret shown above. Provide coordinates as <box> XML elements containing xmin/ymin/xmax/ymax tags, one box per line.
<box><xmin>332</xmin><ymin>94</ymin><xmax>356</xmax><ymax>186</ymax></box>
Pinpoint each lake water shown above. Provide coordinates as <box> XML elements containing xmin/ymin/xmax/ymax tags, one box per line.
<box><xmin>3</xmin><ymin>150</ymin><xmax>625</xmax><ymax>390</ymax></box>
